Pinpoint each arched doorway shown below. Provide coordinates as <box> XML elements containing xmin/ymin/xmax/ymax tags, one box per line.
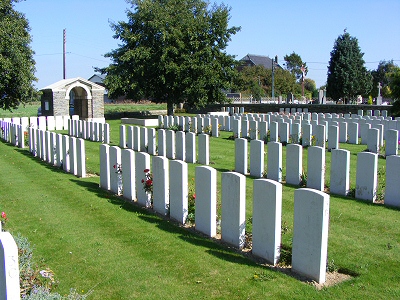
<box><xmin>69</xmin><ymin>86</ymin><xmax>89</xmax><ymax>119</ymax></box>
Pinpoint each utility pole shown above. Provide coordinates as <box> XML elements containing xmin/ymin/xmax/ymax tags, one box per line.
<box><xmin>271</xmin><ymin>55</ymin><xmax>277</xmax><ymax>100</ymax></box>
<box><xmin>63</xmin><ymin>29</ymin><xmax>66</xmax><ymax>79</ymax></box>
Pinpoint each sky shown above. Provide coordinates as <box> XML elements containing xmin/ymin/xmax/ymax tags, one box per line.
<box><xmin>15</xmin><ymin>0</ymin><xmax>400</xmax><ymax>90</ymax></box>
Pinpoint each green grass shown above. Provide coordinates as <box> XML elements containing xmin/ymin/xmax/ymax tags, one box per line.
<box><xmin>0</xmin><ymin>117</ymin><xmax>399</xmax><ymax>299</ymax></box>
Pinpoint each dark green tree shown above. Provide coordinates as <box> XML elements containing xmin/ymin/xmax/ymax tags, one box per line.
<box><xmin>327</xmin><ymin>31</ymin><xmax>372</xmax><ymax>103</ymax></box>
<box><xmin>389</xmin><ymin>66</ymin><xmax>400</xmax><ymax>116</ymax></box>
<box><xmin>0</xmin><ymin>0</ymin><xmax>38</xmax><ymax>111</ymax></box>
<box><xmin>284</xmin><ymin>52</ymin><xmax>307</xmax><ymax>82</ymax></box>
<box><xmin>98</xmin><ymin>0</ymin><xmax>240</xmax><ymax>115</ymax></box>
<box><xmin>370</xmin><ymin>60</ymin><xmax>397</xmax><ymax>98</ymax></box>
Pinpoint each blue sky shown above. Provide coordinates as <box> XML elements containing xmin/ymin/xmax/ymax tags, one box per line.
<box><xmin>16</xmin><ymin>0</ymin><xmax>400</xmax><ymax>90</ymax></box>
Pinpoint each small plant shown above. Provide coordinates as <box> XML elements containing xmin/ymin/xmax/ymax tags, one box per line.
<box><xmin>1</xmin><ymin>211</ymin><xmax>8</xmax><ymax>231</ymax></box>
<box><xmin>204</xmin><ymin>125</ymin><xmax>212</xmax><ymax>135</ymax></box>
<box><xmin>141</xmin><ymin>169</ymin><xmax>153</xmax><ymax>195</ymax></box>
<box><xmin>187</xmin><ymin>178</ymin><xmax>196</xmax><ymax>224</ymax></box>
<box><xmin>299</xmin><ymin>171</ymin><xmax>307</xmax><ymax>187</ymax></box>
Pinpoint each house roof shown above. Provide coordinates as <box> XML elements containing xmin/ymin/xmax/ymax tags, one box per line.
<box><xmin>239</xmin><ymin>54</ymin><xmax>282</xmax><ymax>70</ymax></box>
<box><xmin>41</xmin><ymin>77</ymin><xmax>105</xmax><ymax>91</ymax></box>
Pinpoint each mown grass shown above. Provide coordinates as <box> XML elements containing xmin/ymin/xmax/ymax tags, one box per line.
<box><xmin>0</xmin><ymin>114</ymin><xmax>399</xmax><ymax>299</ymax></box>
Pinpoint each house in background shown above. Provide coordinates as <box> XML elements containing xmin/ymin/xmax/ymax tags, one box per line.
<box><xmin>87</xmin><ymin>74</ymin><xmax>112</xmax><ymax>103</ymax></box>
<box><xmin>40</xmin><ymin>77</ymin><xmax>105</xmax><ymax>120</ymax></box>
<box><xmin>238</xmin><ymin>54</ymin><xmax>282</xmax><ymax>71</ymax></box>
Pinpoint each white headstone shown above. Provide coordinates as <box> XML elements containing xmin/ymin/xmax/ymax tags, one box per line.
<box><xmin>250</xmin><ymin>140</ymin><xmax>264</xmax><ymax>178</ymax></box>
<box><xmin>109</xmin><ymin>146</ymin><xmax>122</xmax><ymax>195</ymax></box>
<box><xmin>166</xmin><ymin>130</ymin><xmax>176</xmax><ymax>159</ymax></box>
<box><xmin>355</xmin><ymin>152</ymin><xmax>378</xmax><ymax>202</ymax></box>
<box><xmin>121</xmin><ymin>149</ymin><xmax>136</xmax><ymax>201</ymax></box>
<box><xmin>152</xmin><ymin>156</ymin><xmax>169</xmax><ymax>215</ymax></box>
<box><xmin>195</xmin><ymin>166</ymin><xmax>217</xmax><ymax>237</ymax></box>
<box><xmin>286</xmin><ymin>144</ymin><xmax>303</xmax><ymax>185</ymax></box>
<box><xmin>135</xmin><ymin>152</ymin><xmax>151</xmax><ymax>207</ymax></box>
<box><xmin>307</xmin><ymin>146</ymin><xmax>325</xmax><ymax>191</ymax></box>
<box><xmin>100</xmin><ymin>144</ymin><xmax>110</xmax><ymax>190</ymax></box>
<box><xmin>198</xmin><ymin>134</ymin><xmax>209</xmax><ymax>165</ymax></box>
<box><xmin>292</xmin><ymin>188</ymin><xmax>330</xmax><ymax>284</ymax></box>
<box><xmin>330</xmin><ymin>149</ymin><xmax>350</xmax><ymax>196</ymax></box>
<box><xmin>0</xmin><ymin>232</ymin><xmax>20</xmax><ymax>299</ymax></box>
<box><xmin>385</xmin><ymin>155</ymin><xmax>400</xmax><ymax>208</ymax></box>
<box><xmin>235</xmin><ymin>138</ymin><xmax>248</xmax><ymax>175</ymax></box>
<box><xmin>252</xmin><ymin>179</ymin><xmax>282</xmax><ymax>265</ymax></box>
<box><xmin>169</xmin><ymin>160</ymin><xmax>188</xmax><ymax>224</ymax></box>
<box><xmin>267</xmin><ymin>142</ymin><xmax>282</xmax><ymax>182</ymax></box>
<box><xmin>221</xmin><ymin>172</ymin><xmax>246</xmax><ymax>248</ymax></box>
<box><xmin>158</xmin><ymin>129</ymin><xmax>166</xmax><ymax>157</ymax></box>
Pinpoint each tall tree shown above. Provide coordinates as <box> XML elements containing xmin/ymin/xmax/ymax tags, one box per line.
<box><xmin>284</xmin><ymin>52</ymin><xmax>307</xmax><ymax>82</ymax></box>
<box><xmin>0</xmin><ymin>0</ymin><xmax>38</xmax><ymax>111</ymax></box>
<box><xmin>389</xmin><ymin>67</ymin><xmax>400</xmax><ymax>116</ymax></box>
<box><xmin>370</xmin><ymin>60</ymin><xmax>397</xmax><ymax>98</ymax></box>
<box><xmin>98</xmin><ymin>0</ymin><xmax>240</xmax><ymax>115</ymax></box>
<box><xmin>327</xmin><ymin>31</ymin><xmax>372</xmax><ymax>103</ymax></box>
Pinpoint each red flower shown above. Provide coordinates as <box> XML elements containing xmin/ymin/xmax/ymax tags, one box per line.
<box><xmin>144</xmin><ymin>169</ymin><xmax>150</xmax><ymax>173</ymax></box>
<box><xmin>141</xmin><ymin>179</ymin><xmax>144</xmax><ymax>183</ymax></box>
<box><xmin>113</xmin><ymin>165</ymin><xmax>116</xmax><ymax>169</ymax></box>
<box><xmin>1</xmin><ymin>212</ymin><xmax>6</xmax><ymax>219</ymax></box>
<box><xmin>146</xmin><ymin>179</ymin><xmax>153</xmax><ymax>185</ymax></box>
<box><xmin>193</xmin><ymin>194</ymin><xmax>196</xmax><ymax>199</ymax></box>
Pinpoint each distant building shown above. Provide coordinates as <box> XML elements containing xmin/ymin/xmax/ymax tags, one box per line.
<box><xmin>238</xmin><ymin>54</ymin><xmax>282</xmax><ymax>71</ymax></box>
<box><xmin>87</xmin><ymin>74</ymin><xmax>112</xmax><ymax>103</ymax></box>
<box><xmin>40</xmin><ymin>77</ymin><xmax>105</xmax><ymax>120</ymax></box>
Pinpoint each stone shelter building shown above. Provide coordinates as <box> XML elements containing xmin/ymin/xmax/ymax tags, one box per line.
<box><xmin>40</xmin><ymin>77</ymin><xmax>105</xmax><ymax>120</ymax></box>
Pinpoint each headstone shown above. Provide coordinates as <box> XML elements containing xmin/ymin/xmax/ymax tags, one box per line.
<box><xmin>330</xmin><ymin>149</ymin><xmax>350</xmax><ymax>196</ymax></box>
<box><xmin>347</xmin><ymin>122</ymin><xmax>359</xmax><ymax>144</ymax></box>
<box><xmin>327</xmin><ymin>125</ymin><xmax>339</xmax><ymax>151</ymax></box>
<box><xmin>307</xmin><ymin>146</ymin><xmax>325</xmax><ymax>191</ymax></box>
<box><xmin>385</xmin><ymin>129</ymin><xmax>399</xmax><ymax>156</ymax></box>
<box><xmin>279</xmin><ymin>122</ymin><xmax>289</xmax><ymax>143</ymax></box>
<box><xmin>133</xmin><ymin>126</ymin><xmax>140</xmax><ymax>151</ymax></box>
<box><xmin>385</xmin><ymin>155</ymin><xmax>400</xmax><ymax>208</ymax></box>
<box><xmin>109</xmin><ymin>146</ymin><xmax>122</xmax><ymax>195</ymax></box>
<box><xmin>127</xmin><ymin>126</ymin><xmax>134</xmax><ymax>149</ymax></box>
<box><xmin>104</xmin><ymin>123</ymin><xmax>110</xmax><ymax>144</ymax></box>
<box><xmin>232</xmin><ymin>119</ymin><xmax>241</xmax><ymax>139</ymax></box>
<box><xmin>62</xmin><ymin>135</ymin><xmax>70</xmax><ymax>172</ymax></box>
<box><xmin>355</xmin><ymin>152</ymin><xmax>378</xmax><ymax>202</ymax></box>
<box><xmin>166</xmin><ymin>130</ymin><xmax>176</xmax><ymax>159</ymax></box>
<box><xmin>195</xmin><ymin>166</ymin><xmax>217</xmax><ymax>237</ymax></box>
<box><xmin>198</xmin><ymin>134</ymin><xmax>209</xmax><ymax>165</ymax></box>
<box><xmin>121</xmin><ymin>149</ymin><xmax>136</xmax><ymax>201</ymax></box>
<box><xmin>158</xmin><ymin>129</ymin><xmax>166</xmax><ymax>157</ymax></box>
<box><xmin>152</xmin><ymin>156</ymin><xmax>169</xmax><ymax>216</ymax></box>
<box><xmin>252</xmin><ymin>179</ymin><xmax>282</xmax><ymax>264</ymax></box>
<box><xmin>270</xmin><ymin>122</ymin><xmax>278</xmax><ymax>142</ymax></box>
<box><xmin>147</xmin><ymin>128</ymin><xmax>157</xmax><ymax>155</ymax></box>
<box><xmin>135</xmin><ymin>152</ymin><xmax>152</xmax><ymax>207</ymax></box>
<box><xmin>315</xmin><ymin>124</ymin><xmax>326</xmax><ymax>148</ymax></box>
<box><xmin>169</xmin><ymin>160</ymin><xmax>188</xmax><ymax>224</ymax></box>
<box><xmin>140</xmin><ymin>127</ymin><xmax>148</xmax><ymax>152</ymax></box>
<box><xmin>292</xmin><ymin>188</ymin><xmax>330</xmax><ymax>284</ymax></box>
<box><xmin>250</xmin><ymin>140</ymin><xmax>264</xmax><ymax>178</ymax></box>
<box><xmin>367</xmin><ymin>128</ymin><xmax>379</xmax><ymax>153</ymax></box>
<box><xmin>235</xmin><ymin>138</ymin><xmax>248</xmax><ymax>175</ymax></box>
<box><xmin>221</xmin><ymin>172</ymin><xmax>246</xmax><ymax>248</ymax></box>
<box><xmin>212</xmin><ymin>118</ymin><xmax>219</xmax><ymax>137</ymax></box>
<box><xmin>185</xmin><ymin>132</ymin><xmax>196</xmax><ymax>163</ymax></box>
<box><xmin>267</xmin><ymin>142</ymin><xmax>282</xmax><ymax>182</ymax></box>
<box><xmin>291</xmin><ymin>123</ymin><xmax>301</xmax><ymax>144</ymax></box>
<box><xmin>0</xmin><ymin>232</ymin><xmax>20</xmax><ymax>299</ymax></box>
<box><xmin>76</xmin><ymin>138</ymin><xmax>86</xmax><ymax>178</ymax></box>
<box><xmin>55</xmin><ymin>134</ymin><xmax>63</xmax><ymax>167</ymax></box>
<box><xmin>286</xmin><ymin>144</ymin><xmax>302</xmax><ymax>185</ymax></box>
<box><xmin>176</xmin><ymin>131</ymin><xmax>186</xmax><ymax>161</ymax></box>
<box><xmin>339</xmin><ymin>122</ymin><xmax>348</xmax><ymax>143</ymax></box>
<box><xmin>302</xmin><ymin>123</ymin><xmax>312</xmax><ymax>147</ymax></box>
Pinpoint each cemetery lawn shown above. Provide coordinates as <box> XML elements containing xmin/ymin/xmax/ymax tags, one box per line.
<box><xmin>1</xmin><ymin>120</ymin><xmax>400</xmax><ymax>299</ymax></box>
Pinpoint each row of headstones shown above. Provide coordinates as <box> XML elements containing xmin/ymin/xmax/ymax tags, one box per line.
<box><xmin>99</xmin><ymin>144</ymin><xmax>330</xmax><ymax>283</ymax></box>
<box><xmin>235</xmin><ymin>138</ymin><xmax>400</xmax><ymax>206</ymax></box>
<box><xmin>2</xmin><ymin>115</ymin><xmax>74</xmax><ymax>132</ymax></box>
<box><xmin>119</xmin><ymin>125</ymin><xmax>210</xmax><ymax>165</ymax></box>
<box><xmin>68</xmin><ymin>119</ymin><xmax>110</xmax><ymax>143</ymax></box>
<box><xmin>28</xmin><ymin>127</ymin><xmax>87</xmax><ymax>177</ymax></box>
<box><xmin>0</xmin><ymin>121</ymin><xmax>26</xmax><ymax>148</ymax></box>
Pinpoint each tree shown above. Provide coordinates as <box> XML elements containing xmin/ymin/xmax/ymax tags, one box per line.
<box><xmin>98</xmin><ymin>0</ymin><xmax>240</xmax><ymax>115</ymax></box>
<box><xmin>327</xmin><ymin>31</ymin><xmax>372</xmax><ymax>103</ymax></box>
<box><xmin>284</xmin><ymin>52</ymin><xmax>307</xmax><ymax>82</ymax></box>
<box><xmin>389</xmin><ymin>67</ymin><xmax>400</xmax><ymax>116</ymax></box>
<box><xmin>0</xmin><ymin>0</ymin><xmax>38</xmax><ymax>111</ymax></box>
<box><xmin>370</xmin><ymin>60</ymin><xmax>397</xmax><ymax>98</ymax></box>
